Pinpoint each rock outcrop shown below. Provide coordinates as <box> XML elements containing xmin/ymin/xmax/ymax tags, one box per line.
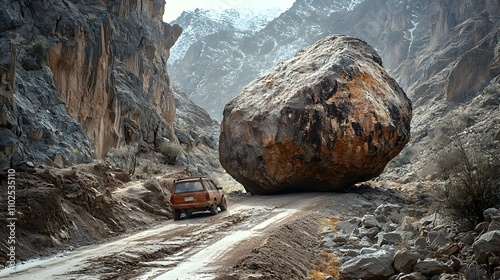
<box><xmin>319</xmin><ymin>183</ymin><xmax>500</xmax><ymax>280</ymax></box>
<box><xmin>219</xmin><ymin>35</ymin><xmax>412</xmax><ymax>194</ymax></box>
<box><xmin>0</xmin><ymin>0</ymin><xmax>182</xmax><ymax>167</ymax></box>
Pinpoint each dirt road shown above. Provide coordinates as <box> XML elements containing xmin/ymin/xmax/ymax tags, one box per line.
<box><xmin>0</xmin><ymin>191</ymin><xmax>379</xmax><ymax>280</ymax></box>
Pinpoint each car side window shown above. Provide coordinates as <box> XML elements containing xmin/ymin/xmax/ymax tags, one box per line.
<box><xmin>209</xmin><ymin>180</ymin><xmax>219</xmax><ymax>191</ymax></box>
<box><xmin>203</xmin><ymin>180</ymin><xmax>210</xmax><ymax>191</ymax></box>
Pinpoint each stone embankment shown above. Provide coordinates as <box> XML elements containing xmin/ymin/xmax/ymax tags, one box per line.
<box><xmin>318</xmin><ymin>183</ymin><xmax>500</xmax><ymax>280</ymax></box>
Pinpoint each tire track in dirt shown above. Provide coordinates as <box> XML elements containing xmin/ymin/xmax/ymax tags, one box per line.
<box><xmin>2</xmin><ymin>192</ymin><xmax>369</xmax><ymax>280</ymax></box>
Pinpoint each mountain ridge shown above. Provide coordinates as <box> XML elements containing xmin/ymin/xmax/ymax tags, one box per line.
<box><xmin>168</xmin><ymin>7</ymin><xmax>284</xmax><ymax>67</ymax></box>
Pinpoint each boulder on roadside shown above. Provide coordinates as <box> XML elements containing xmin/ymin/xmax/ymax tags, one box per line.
<box><xmin>219</xmin><ymin>35</ymin><xmax>412</xmax><ymax>194</ymax></box>
<box><xmin>362</xmin><ymin>214</ymin><xmax>382</xmax><ymax>228</ymax></box>
<box><xmin>488</xmin><ymin>216</ymin><xmax>500</xmax><ymax>231</ymax></box>
<box><xmin>340</xmin><ymin>248</ymin><xmax>396</xmax><ymax>279</ymax></box>
<box><xmin>335</xmin><ymin>218</ymin><xmax>361</xmax><ymax>235</ymax></box>
<box><xmin>474</xmin><ymin>221</ymin><xmax>490</xmax><ymax>233</ymax></box>
<box><xmin>413</xmin><ymin>259</ymin><xmax>451</xmax><ymax>276</ymax></box>
<box><xmin>472</xmin><ymin>230</ymin><xmax>500</xmax><ymax>263</ymax></box>
<box><xmin>359</xmin><ymin>227</ymin><xmax>380</xmax><ymax>240</ymax></box>
<box><xmin>376</xmin><ymin>232</ymin><xmax>402</xmax><ymax>247</ymax></box>
<box><xmin>483</xmin><ymin>208</ymin><xmax>500</xmax><ymax>222</ymax></box>
<box><xmin>394</xmin><ymin>250</ymin><xmax>420</xmax><ymax>273</ymax></box>
<box><xmin>458</xmin><ymin>231</ymin><xmax>475</xmax><ymax>245</ymax></box>
<box><xmin>434</xmin><ymin>243</ymin><xmax>460</xmax><ymax>258</ymax></box>
<box><xmin>429</xmin><ymin>233</ymin><xmax>448</xmax><ymax>250</ymax></box>
<box><xmin>414</xmin><ymin>237</ymin><xmax>427</xmax><ymax>249</ymax></box>
<box><xmin>144</xmin><ymin>178</ymin><xmax>163</xmax><ymax>194</ymax></box>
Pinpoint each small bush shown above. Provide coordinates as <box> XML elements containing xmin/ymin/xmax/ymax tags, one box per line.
<box><xmin>483</xmin><ymin>83</ymin><xmax>500</xmax><ymax>95</ymax></box>
<box><xmin>437</xmin><ymin>126</ymin><xmax>500</xmax><ymax>228</ymax></box>
<box><xmin>106</xmin><ymin>145</ymin><xmax>138</xmax><ymax>175</ymax></box>
<box><xmin>141</xmin><ymin>163</ymin><xmax>152</xmax><ymax>175</ymax></box>
<box><xmin>319</xmin><ymin>217</ymin><xmax>341</xmax><ymax>233</ymax></box>
<box><xmin>160</xmin><ymin>139</ymin><xmax>183</xmax><ymax>165</ymax></box>
<box><xmin>31</xmin><ymin>37</ymin><xmax>48</xmax><ymax>62</ymax></box>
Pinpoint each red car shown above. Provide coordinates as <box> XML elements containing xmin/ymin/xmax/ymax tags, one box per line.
<box><xmin>170</xmin><ymin>177</ymin><xmax>227</xmax><ymax>220</ymax></box>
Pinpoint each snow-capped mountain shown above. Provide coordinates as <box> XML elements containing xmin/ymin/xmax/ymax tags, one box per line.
<box><xmin>169</xmin><ymin>0</ymin><xmax>368</xmax><ymax>119</ymax></box>
<box><xmin>168</xmin><ymin>8</ymin><xmax>284</xmax><ymax>66</ymax></box>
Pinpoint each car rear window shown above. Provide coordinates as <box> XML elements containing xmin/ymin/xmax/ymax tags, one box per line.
<box><xmin>174</xmin><ymin>181</ymin><xmax>205</xmax><ymax>194</ymax></box>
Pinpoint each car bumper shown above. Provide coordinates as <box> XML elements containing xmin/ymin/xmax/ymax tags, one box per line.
<box><xmin>172</xmin><ymin>202</ymin><xmax>210</xmax><ymax>210</ymax></box>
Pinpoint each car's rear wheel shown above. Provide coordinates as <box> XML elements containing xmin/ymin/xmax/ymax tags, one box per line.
<box><xmin>219</xmin><ymin>197</ymin><xmax>227</xmax><ymax>212</ymax></box>
<box><xmin>210</xmin><ymin>202</ymin><xmax>218</xmax><ymax>215</ymax></box>
<box><xmin>173</xmin><ymin>210</ymin><xmax>181</xmax><ymax>221</ymax></box>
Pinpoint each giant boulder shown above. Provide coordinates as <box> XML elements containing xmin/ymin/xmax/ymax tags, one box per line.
<box><xmin>219</xmin><ymin>35</ymin><xmax>412</xmax><ymax>194</ymax></box>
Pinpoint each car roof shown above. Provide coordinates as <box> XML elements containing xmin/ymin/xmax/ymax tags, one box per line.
<box><xmin>174</xmin><ymin>177</ymin><xmax>210</xmax><ymax>184</ymax></box>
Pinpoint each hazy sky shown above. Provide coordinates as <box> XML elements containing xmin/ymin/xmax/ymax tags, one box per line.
<box><xmin>163</xmin><ymin>0</ymin><xmax>295</xmax><ymax>22</ymax></box>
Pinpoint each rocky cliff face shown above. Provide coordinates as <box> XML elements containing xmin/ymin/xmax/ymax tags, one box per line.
<box><xmin>0</xmin><ymin>0</ymin><xmax>182</xmax><ymax>167</ymax></box>
<box><xmin>220</xmin><ymin>35</ymin><xmax>411</xmax><ymax>194</ymax></box>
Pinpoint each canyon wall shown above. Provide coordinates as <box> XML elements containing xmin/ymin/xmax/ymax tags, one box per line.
<box><xmin>0</xmin><ymin>0</ymin><xmax>182</xmax><ymax>166</ymax></box>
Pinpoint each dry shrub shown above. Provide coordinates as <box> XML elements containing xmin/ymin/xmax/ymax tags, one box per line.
<box><xmin>135</xmin><ymin>162</ymin><xmax>163</xmax><ymax>178</ymax></box>
<box><xmin>106</xmin><ymin>145</ymin><xmax>138</xmax><ymax>175</ymax></box>
<box><xmin>31</xmin><ymin>37</ymin><xmax>48</xmax><ymax>62</ymax></box>
<box><xmin>160</xmin><ymin>140</ymin><xmax>183</xmax><ymax>165</ymax></box>
<box><xmin>320</xmin><ymin>217</ymin><xmax>341</xmax><ymax>232</ymax></box>
<box><xmin>310</xmin><ymin>252</ymin><xmax>342</xmax><ymax>280</ymax></box>
<box><xmin>437</xmin><ymin>125</ymin><xmax>500</xmax><ymax>228</ymax></box>
<box><xmin>483</xmin><ymin>82</ymin><xmax>500</xmax><ymax>95</ymax></box>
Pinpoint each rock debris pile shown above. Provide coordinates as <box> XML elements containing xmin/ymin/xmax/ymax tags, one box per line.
<box><xmin>320</xmin><ymin>201</ymin><xmax>500</xmax><ymax>279</ymax></box>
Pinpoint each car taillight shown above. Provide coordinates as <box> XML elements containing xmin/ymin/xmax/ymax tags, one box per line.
<box><xmin>170</xmin><ymin>195</ymin><xmax>174</xmax><ymax>203</ymax></box>
<box><xmin>205</xmin><ymin>192</ymin><xmax>210</xmax><ymax>201</ymax></box>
